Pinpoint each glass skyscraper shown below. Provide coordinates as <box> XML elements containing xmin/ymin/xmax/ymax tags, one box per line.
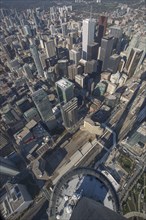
<box><xmin>30</xmin><ymin>44</ymin><xmax>44</xmax><ymax>77</ymax></box>
<box><xmin>32</xmin><ymin>89</ymin><xmax>56</xmax><ymax>130</ymax></box>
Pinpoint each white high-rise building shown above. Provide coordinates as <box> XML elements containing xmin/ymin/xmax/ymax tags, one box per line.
<box><xmin>82</xmin><ymin>18</ymin><xmax>96</xmax><ymax>60</ymax></box>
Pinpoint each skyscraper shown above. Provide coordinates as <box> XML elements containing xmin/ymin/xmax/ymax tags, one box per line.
<box><xmin>107</xmin><ymin>54</ymin><xmax>121</xmax><ymax>74</ymax></box>
<box><xmin>127</xmin><ymin>122</ymin><xmax>146</xmax><ymax>147</ymax></box>
<box><xmin>30</xmin><ymin>44</ymin><xmax>44</xmax><ymax>77</ymax></box>
<box><xmin>39</xmin><ymin>52</ymin><xmax>47</xmax><ymax>70</ymax></box>
<box><xmin>69</xmin><ymin>49</ymin><xmax>81</xmax><ymax>65</ymax></box>
<box><xmin>23</xmin><ymin>25</ymin><xmax>32</xmax><ymax>36</ymax></box>
<box><xmin>57</xmin><ymin>60</ymin><xmax>69</xmax><ymax>77</ymax></box>
<box><xmin>125</xmin><ymin>48</ymin><xmax>143</xmax><ymax>78</ymax></box>
<box><xmin>32</xmin><ymin>89</ymin><xmax>56</xmax><ymax>130</ymax></box>
<box><xmin>96</xmin><ymin>15</ymin><xmax>107</xmax><ymax>46</ymax></box>
<box><xmin>99</xmin><ymin>37</ymin><xmax>114</xmax><ymax>71</ymax></box>
<box><xmin>23</xmin><ymin>64</ymin><xmax>34</xmax><ymax>80</ymax></box>
<box><xmin>45</xmin><ymin>40</ymin><xmax>56</xmax><ymax>58</ymax></box>
<box><xmin>56</xmin><ymin>78</ymin><xmax>74</xmax><ymax>104</ymax></box>
<box><xmin>109</xmin><ymin>26</ymin><xmax>123</xmax><ymax>53</ymax></box>
<box><xmin>87</xmin><ymin>43</ymin><xmax>99</xmax><ymax>60</ymax></box>
<box><xmin>109</xmin><ymin>26</ymin><xmax>123</xmax><ymax>39</ymax></box>
<box><xmin>82</xmin><ymin>18</ymin><xmax>96</xmax><ymax>60</ymax></box>
<box><xmin>75</xmin><ymin>74</ymin><xmax>85</xmax><ymax>88</ymax></box>
<box><xmin>0</xmin><ymin>157</ymin><xmax>19</xmax><ymax>176</ymax></box>
<box><xmin>62</xmin><ymin>23</ymin><xmax>68</xmax><ymax>37</ymax></box>
<box><xmin>61</xmin><ymin>97</ymin><xmax>78</xmax><ymax>130</ymax></box>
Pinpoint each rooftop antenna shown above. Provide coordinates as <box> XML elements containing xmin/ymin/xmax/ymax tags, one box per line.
<box><xmin>90</xmin><ymin>5</ymin><xmax>93</xmax><ymax>20</ymax></box>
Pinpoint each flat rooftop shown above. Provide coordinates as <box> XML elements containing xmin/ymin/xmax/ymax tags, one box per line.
<box><xmin>56</xmin><ymin>78</ymin><xmax>73</xmax><ymax>90</ymax></box>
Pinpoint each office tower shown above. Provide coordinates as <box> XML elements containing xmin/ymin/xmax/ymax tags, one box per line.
<box><xmin>77</xmin><ymin>65</ymin><xmax>84</xmax><ymax>75</ymax></box>
<box><xmin>9</xmin><ymin>59</ymin><xmax>21</xmax><ymax>72</ymax></box>
<box><xmin>33</xmin><ymin>12</ymin><xmax>40</xmax><ymax>29</ymax></box>
<box><xmin>127</xmin><ymin>122</ymin><xmax>146</xmax><ymax>147</ymax></box>
<box><xmin>85</xmin><ymin>60</ymin><xmax>98</xmax><ymax>74</ymax></box>
<box><xmin>75</xmin><ymin>74</ymin><xmax>86</xmax><ymax>88</ymax></box>
<box><xmin>62</xmin><ymin>23</ymin><xmax>68</xmax><ymax>37</ymax></box>
<box><xmin>16</xmin><ymin>97</ymin><xmax>32</xmax><ymax>113</ymax></box>
<box><xmin>96</xmin><ymin>15</ymin><xmax>107</xmax><ymax>45</ymax></box>
<box><xmin>109</xmin><ymin>26</ymin><xmax>123</xmax><ymax>53</ymax></box>
<box><xmin>39</xmin><ymin>52</ymin><xmax>47</xmax><ymax>70</ymax></box>
<box><xmin>99</xmin><ymin>16</ymin><xmax>107</xmax><ymax>34</ymax></box>
<box><xmin>24</xmin><ymin>107</ymin><xmax>41</xmax><ymax>123</ymax></box>
<box><xmin>107</xmin><ymin>54</ymin><xmax>121</xmax><ymax>74</ymax></box>
<box><xmin>99</xmin><ymin>37</ymin><xmax>114</xmax><ymax>71</ymax></box>
<box><xmin>70</xmin><ymin>32</ymin><xmax>78</xmax><ymax>44</ymax></box>
<box><xmin>0</xmin><ymin>132</ymin><xmax>14</xmax><ymax>158</ymax></box>
<box><xmin>57</xmin><ymin>60</ymin><xmax>68</xmax><ymax>77</ymax></box>
<box><xmin>118</xmin><ymin>59</ymin><xmax>126</xmax><ymax>72</ymax></box>
<box><xmin>56</xmin><ymin>78</ymin><xmax>74</xmax><ymax>104</ymax></box>
<box><xmin>23</xmin><ymin>64</ymin><xmax>34</xmax><ymax>80</ymax></box>
<box><xmin>109</xmin><ymin>26</ymin><xmax>122</xmax><ymax>39</ymax></box>
<box><xmin>93</xmin><ymin>81</ymin><xmax>107</xmax><ymax>96</ymax></box>
<box><xmin>67</xmin><ymin>36</ymin><xmax>73</xmax><ymax>49</ymax></box>
<box><xmin>61</xmin><ymin>97</ymin><xmax>78</xmax><ymax>130</ymax></box>
<box><xmin>1</xmin><ymin>104</ymin><xmax>20</xmax><ymax>125</ymax></box>
<box><xmin>125</xmin><ymin>48</ymin><xmax>143</xmax><ymax>78</ymax></box>
<box><xmin>110</xmin><ymin>71</ymin><xmax>121</xmax><ymax>84</ymax></box>
<box><xmin>32</xmin><ymin>89</ymin><xmax>56</xmax><ymax>130</ymax></box>
<box><xmin>82</xmin><ymin>18</ymin><xmax>96</xmax><ymax>60</ymax></box>
<box><xmin>87</xmin><ymin>43</ymin><xmax>99</xmax><ymax>60</ymax></box>
<box><xmin>50</xmin><ymin>24</ymin><xmax>55</xmax><ymax>35</ymax></box>
<box><xmin>69</xmin><ymin>49</ymin><xmax>81</xmax><ymax>65</ymax></box>
<box><xmin>106</xmin><ymin>82</ymin><xmax>117</xmax><ymax>94</ymax></box>
<box><xmin>68</xmin><ymin>65</ymin><xmax>83</xmax><ymax>80</ymax></box>
<box><xmin>45</xmin><ymin>40</ymin><xmax>56</xmax><ymax>58</ymax></box>
<box><xmin>127</xmin><ymin>35</ymin><xmax>146</xmax><ymax>72</ymax></box>
<box><xmin>0</xmin><ymin>183</ymin><xmax>32</xmax><ymax>219</ymax></box>
<box><xmin>68</xmin><ymin>65</ymin><xmax>76</xmax><ymax>80</ymax></box>
<box><xmin>44</xmin><ymin>68</ymin><xmax>56</xmax><ymax>86</ymax></box>
<box><xmin>0</xmin><ymin>157</ymin><xmax>19</xmax><ymax>176</ymax></box>
<box><xmin>23</xmin><ymin>25</ymin><xmax>32</xmax><ymax>36</ymax></box>
<box><xmin>30</xmin><ymin>44</ymin><xmax>44</xmax><ymax>77</ymax></box>
<box><xmin>0</xmin><ymin>42</ymin><xmax>15</xmax><ymax>60</ymax></box>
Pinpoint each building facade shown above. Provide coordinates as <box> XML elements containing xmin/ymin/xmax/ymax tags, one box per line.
<box><xmin>30</xmin><ymin>44</ymin><xmax>44</xmax><ymax>76</ymax></box>
<box><xmin>56</xmin><ymin>78</ymin><xmax>74</xmax><ymax>104</ymax></box>
<box><xmin>32</xmin><ymin>89</ymin><xmax>56</xmax><ymax>130</ymax></box>
<box><xmin>61</xmin><ymin>97</ymin><xmax>78</xmax><ymax>130</ymax></box>
<box><xmin>82</xmin><ymin>19</ymin><xmax>96</xmax><ymax>60</ymax></box>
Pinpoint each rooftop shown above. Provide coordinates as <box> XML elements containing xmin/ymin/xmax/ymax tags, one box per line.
<box><xmin>25</xmin><ymin>119</ymin><xmax>37</xmax><ymax>130</ymax></box>
<box><xmin>0</xmin><ymin>183</ymin><xmax>32</xmax><ymax>219</ymax></box>
<box><xmin>56</xmin><ymin>78</ymin><xmax>73</xmax><ymax>90</ymax></box>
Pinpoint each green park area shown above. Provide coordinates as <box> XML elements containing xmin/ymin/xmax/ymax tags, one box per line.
<box><xmin>122</xmin><ymin>172</ymin><xmax>146</xmax><ymax>215</ymax></box>
<box><xmin>118</xmin><ymin>154</ymin><xmax>134</xmax><ymax>173</ymax></box>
